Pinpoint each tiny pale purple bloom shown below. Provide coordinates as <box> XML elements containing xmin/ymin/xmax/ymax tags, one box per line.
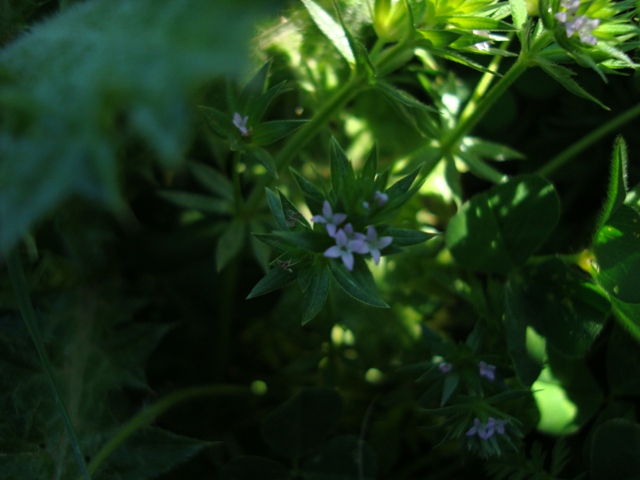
<box><xmin>466</xmin><ymin>417</ymin><xmax>507</xmax><ymax>440</ymax></box>
<box><xmin>438</xmin><ymin>362</ymin><xmax>453</xmax><ymax>373</ymax></box>
<box><xmin>479</xmin><ymin>361</ymin><xmax>496</xmax><ymax>381</ymax></box>
<box><xmin>560</xmin><ymin>0</ymin><xmax>580</xmax><ymax>13</ymax></box>
<box><xmin>324</xmin><ymin>228</ymin><xmax>363</xmax><ymax>271</ymax></box>
<box><xmin>232</xmin><ymin>112</ymin><xmax>250</xmax><ymax>135</ymax></box>
<box><xmin>312</xmin><ymin>201</ymin><xmax>347</xmax><ymax>237</ymax></box>
<box><xmin>359</xmin><ymin>225</ymin><xmax>393</xmax><ymax>265</ymax></box>
<box><xmin>374</xmin><ymin>191</ymin><xmax>388</xmax><ymax>207</ymax></box>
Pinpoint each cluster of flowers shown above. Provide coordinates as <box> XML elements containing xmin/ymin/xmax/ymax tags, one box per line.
<box><xmin>312</xmin><ymin>196</ymin><xmax>393</xmax><ymax>271</ymax></box>
<box><xmin>466</xmin><ymin>417</ymin><xmax>509</xmax><ymax>440</ymax></box>
<box><xmin>438</xmin><ymin>359</ymin><xmax>497</xmax><ymax>381</ymax></box>
<box><xmin>554</xmin><ymin>0</ymin><xmax>600</xmax><ymax>46</ymax></box>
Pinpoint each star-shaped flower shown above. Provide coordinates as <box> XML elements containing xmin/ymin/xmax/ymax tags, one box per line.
<box><xmin>323</xmin><ymin>227</ymin><xmax>363</xmax><ymax>270</ymax></box>
<box><xmin>356</xmin><ymin>225</ymin><xmax>393</xmax><ymax>265</ymax></box>
<box><xmin>312</xmin><ymin>201</ymin><xmax>347</xmax><ymax>237</ymax></box>
<box><xmin>232</xmin><ymin>112</ymin><xmax>250</xmax><ymax>135</ymax></box>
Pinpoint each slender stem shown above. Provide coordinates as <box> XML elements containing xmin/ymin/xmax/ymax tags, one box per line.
<box><xmin>440</xmin><ymin>54</ymin><xmax>530</xmax><ymax>157</ymax></box>
<box><xmin>458</xmin><ymin>37</ymin><xmax>512</xmax><ymax>127</ymax></box>
<box><xmin>7</xmin><ymin>252</ymin><xmax>91</xmax><ymax>480</ymax></box>
<box><xmin>538</xmin><ymin>102</ymin><xmax>640</xmax><ymax>177</ymax></box>
<box><xmin>83</xmin><ymin>385</ymin><xmax>249</xmax><ymax>478</ymax></box>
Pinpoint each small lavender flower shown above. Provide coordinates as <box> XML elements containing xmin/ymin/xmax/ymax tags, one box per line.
<box><xmin>560</xmin><ymin>0</ymin><xmax>580</xmax><ymax>14</ymax></box>
<box><xmin>438</xmin><ymin>362</ymin><xmax>453</xmax><ymax>373</ymax></box>
<box><xmin>479</xmin><ymin>361</ymin><xmax>496</xmax><ymax>381</ymax></box>
<box><xmin>466</xmin><ymin>417</ymin><xmax>508</xmax><ymax>440</ymax></box>
<box><xmin>324</xmin><ymin>228</ymin><xmax>363</xmax><ymax>270</ymax></box>
<box><xmin>374</xmin><ymin>190</ymin><xmax>388</xmax><ymax>207</ymax></box>
<box><xmin>312</xmin><ymin>201</ymin><xmax>347</xmax><ymax>237</ymax></box>
<box><xmin>554</xmin><ymin>0</ymin><xmax>600</xmax><ymax>46</ymax></box>
<box><xmin>357</xmin><ymin>226</ymin><xmax>393</xmax><ymax>265</ymax></box>
<box><xmin>232</xmin><ymin>112</ymin><xmax>250</xmax><ymax>135</ymax></box>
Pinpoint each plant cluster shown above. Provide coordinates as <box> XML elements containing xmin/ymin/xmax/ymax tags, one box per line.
<box><xmin>1</xmin><ymin>0</ymin><xmax>640</xmax><ymax>479</ymax></box>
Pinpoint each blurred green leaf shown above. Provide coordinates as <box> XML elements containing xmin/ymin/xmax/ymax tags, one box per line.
<box><xmin>0</xmin><ymin>0</ymin><xmax>270</xmax><ymax>255</ymax></box>
<box><xmin>247</xmin><ymin>264</ymin><xmax>297</xmax><ymax>299</ymax></box>
<box><xmin>291</xmin><ymin>168</ymin><xmax>326</xmax><ymax>215</ymax></box>
<box><xmin>593</xmin><ymin>205</ymin><xmax>640</xmax><ymax>304</ymax></box>
<box><xmin>187</xmin><ymin>162</ymin><xmax>235</xmax><ymax>201</ymax></box>
<box><xmin>157</xmin><ymin>191</ymin><xmax>234</xmax><ymax>215</ymax></box>
<box><xmin>216</xmin><ymin>220</ymin><xmax>247</xmax><ymax>271</ymax></box>
<box><xmin>252</xmin><ymin>120</ymin><xmax>307</xmax><ymax>146</ymax></box>
<box><xmin>301</xmin><ymin>0</ymin><xmax>355</xmax><ymax>64</ymax></box>
<box><xmin>384</xmin><ymin>228</ymin><xmax>439</xmax><ymax>247</ymax></box>
<box><xmin>301</xmin><ymin>435</ymin><xmax>377</xmax><ymax>480</ymax></box>
<box><xmin>461</xmin><ymin>137</ymin><xmax>525</xmax><ymax>161</ymax></box>
<box><xmin>247</xmin><ymin>146</ymin><xmax>279</xmax><ymax>178</ymax></box>
<box><xmin>590</xmin><ymin>420</ymin><xmax>640</xmax><ymax>480</ymax></box>
<box><xmin>445</xmin><ymin>175</ymin><xmax>560</xmax><ymax>274</ymax></box>
<box><xmin>261</xmin><ymin>388</ymin><xmax>343</xmax><ymax>459</ymax></box>
<box><xmin>267</xmin><ymin>188</ymin><xmax>290</xmax><ymax>231</ymax></box>
<box><xmin>374</xmin><ymin>81</ymin><xmax>439</xmax><ymax>112</ymax></box>
<box><xmin>330</xmin><ymin>137</ymin><xmax>357</xmax><ymax>207</ymax></box>
<box><xmin>610</xmin><ymin>297</ymin><xmax>640</xmax><ymax>343</ymax></box>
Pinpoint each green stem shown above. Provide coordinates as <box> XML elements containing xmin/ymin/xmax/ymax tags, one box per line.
<box><xmin>440</xmin><ymin>54</ymin><xmax>530</xmax><ymax>157</ymax></box>
<box><xmin>83</xmin><ymin>385</ymin><xmax>249</xmax><ymax>478</ymax></box>
<box><xmin>538</xmin><ymin>102</ymin><xmax>640</xmax><ymax>177</ymax></box>
<box><xmin>245</xmin><ymin>72</ymin><xmax>365</xmax><ymax>209</ymax></box>
<box><xmin>7</xmin><ymin>252</ymin><xmax>91</xmax><ymax>480</ymax></box>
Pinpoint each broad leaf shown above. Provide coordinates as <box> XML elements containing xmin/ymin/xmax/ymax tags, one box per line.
<box><xmin>504</xmin><ymin>259</ymin><xmax>609</xmax><ymax>358</ymax></box>
<box><xmin>593</xmin><ymin>205</ymin><xmax>640</xmax><ymax>304</ymax></box>
<box><xmin>445</xmin><ymin>175</ymin><xmax>560</xmax><ymax>274</ymax></box>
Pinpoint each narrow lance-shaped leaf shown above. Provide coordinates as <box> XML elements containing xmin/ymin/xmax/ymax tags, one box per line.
<box><xmin>291</xmin><ymin>167</ymin><xmax>325</xmax><ymax>215</ymax></box>
<box><xmin>266</xmin><ymin>188</ymin><xmax>289</xmax><ymax>231</ymax></box>
<box><xmin>237</xmin><ymin>61</ymin><xmax>271</xmax><ymax>119</ymax></box>
<box><xmin>328</xmin><ymin>258</ymin><xmax>389</xmax><ymax>308</ymax></box>
<box><xmin>251</xmin><ymin>120</ymin><xmax>307</xmax><ymax>147</ymax></box>
<box><xmin>216</xmin><ymin>220</ymin><xmax>246</xmax><ymax>271</ymax></box>
<box><xmin>278</xmin><ymin>189</ymin><xmax>311</xmax><ymax>229</ymax></box>
<box><xmin>300</xmin><ymin>0</ymin><xmax>355</xmax><ymax>64</ymax></box>
<box><xmin>187</xmin><ymin>161</ymin><xmax>234</xmax><ymax>201</ymax></box>
<box><xmin>302</xmin><ymin>265</ymin><xmax>329</xmax><ymax>324</ymax></box>
<box><xmin>330</xmin><ymin>137</ymin><xmax>357</xmax><ymax>206</ymax></box>
<box><xmin>246</xmin><ymin>265</ymin><xmax>296</xmax><ymax>299</ymax></box>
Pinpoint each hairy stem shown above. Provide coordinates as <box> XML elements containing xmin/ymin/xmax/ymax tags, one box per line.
<box><xmin>7</xmin><ymin>252</ymin><xmax>91</xmax><ymax>480</ymax></box>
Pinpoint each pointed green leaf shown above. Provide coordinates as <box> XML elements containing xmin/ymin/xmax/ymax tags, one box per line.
<box><xmin>291</xmin><ymin>167</ymin><xmax>325</xmax><ymax>214</ymax></box>
<box><xmin>250</xmin><ymin>220</ymin><xmax>271</xmax><ymax>273</ymax></box>
<box><xmin>328</xmin><ymin>258</ymin><xmax>389</xmax><ymax>308</ymax></box>
<box><xmin>237</xmin><ymin>61</ymin><xmax>271</xmax><ymax>119</ymax></box>
<box><xmin>246</xmin><ymin>265</ymin><xmax>297</xmax><ymax>299</ymax></box>
<box><xmin>247</xmin><ymin>146</ymin><xmax>278</xmax><ymax>178</ymax></box>
<box><xmin>462</xmin><ymin>137</ymin><xmax>525</xmax><ymax>161</ymax></box>
<box><xmin>595</xmin><ymin>136</ymin><xmax>628</xmax><ymax>232</ymax></box>
<box><xmin>300</xmin><ymin>0</ymin><xmax>355</xmax><ymax>64</ymax></box>
<box><xmin>261</xmin><ymin>388</ymin><xmax>343</xmax><ymax>459</ymax></box>
<box><xmin>252</xmin><ymin>120</ymin><xmax>307</xmax><ymax>146</ymax></box>
<box><xmin>272</xmin><ymin>231</ymin><xmax>333</xmax><ymax>252</ymax></box>
<box><xmin>199</xmin><ymin>105</ymin><xmax>236</xmax><ymax>139</ymax></box>
<box><xmin>384</xmin><ymin>228</ymin><xmax>439</xmax><ymax>246</ymax></box>
<box><xmin>330</xmin><ymin>137</ymin><xmax>356</xmax><ymax>204</ymax></box>
<box><xmin>374</xmin><ymin>80</ymin><xmax>439</xmax><ymax>112</ymax></box>
<box><xmin>456</xmin><ymin>151</ymin><xmax>506</xmax><ymax>183</ymax></box>
<box><xmin>187</xmin><ymin>162</ymin><xmax>234</xmax><ymax>201</ymax></box>
<box><xmin>417</xmin><ymin>30</ymin><xmax>461</xmax><ymax>48</ymax></box>
<box><xmin>157</xmin><ymin>191</ymin><xmax>234</xmax><ymax>215</ymax></box>
<box><xmin>431</xmin><ymin>47</ymin><xmax>501</xmax><ymax>75</ymax></box>
<box><xmin>361</xmin><ymin>146</ymin><xmax>378</xmax><ymax>191</ymax></box>
<box><xmin>509</xmin><ymin>0</ymin><xmax>528</xmax><ymax>31</ymax></box>
<box><xmin>216</xmin><ymin>220</ymin><xmax>246</xmax><ymax>271</ymax></box>
<box><xmin>266</xmin><ymin>188</ymin><xmax>289</xmax><ymax>231</ymax></box>
<box><xmin>593</xmin><ymin>205</ymin><xmax>640</xmax><ymax>304</ymax></box>
<box><xmin>535</xmin><ymin>57</ymin><xmax>609</xmax><ymax>110</ymax></box>
<box><xmin>446</xmin><ymin>16</ymin><xmax>515</xmax><ymax>31</ymax></box>
<box><xmin>279</xmin><ymin>189</ymin><xmax>311</xmax><ymax>229</ymax></box>
<box><xmin>302</xmin><ymin>265</ymin><xmax>329</xmax><ymax>324</ymax></box>
<box><xmin>445</xmin><ymin>175</ymin><xmax>560</xmax><ymax>274</ymax></box>
<box><xmin>331</xmin><ymin>0</ymin><xmax>373</xmax><ymax>73</ymax></box>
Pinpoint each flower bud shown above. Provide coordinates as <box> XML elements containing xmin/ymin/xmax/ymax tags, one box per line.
<box><xmin>374</xmin><ymin>0</ymin><xmax>410</xmax><ymax>42</ymax></box>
